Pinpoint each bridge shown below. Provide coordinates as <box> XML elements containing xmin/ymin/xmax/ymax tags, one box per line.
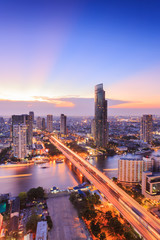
<box><xmin>49</xmin><ymin>135</ymin><xmax>160</xmax><ymax>240</ymax></box>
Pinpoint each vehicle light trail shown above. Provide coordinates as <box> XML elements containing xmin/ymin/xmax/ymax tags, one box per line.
<box><xmin>0</xmin><ymin>174</ymin><xmax>32</xmax><ymax>179</ymax></box>
<box><xmin>103</xmin><ymin>168</ymin><xmax>118</xmax><ymax>171</ymax></box>
<box><xmin>49</xmin><ymin>135</ymin><xmax>160</xmax><ymax>240</ymax></box>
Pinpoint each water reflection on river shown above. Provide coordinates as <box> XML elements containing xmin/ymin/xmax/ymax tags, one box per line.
<box><xmin>1</xmin><ymin>150</ymin><xmax>159</xmax><ymax>196</ymax></box>
<box><xmin>0</xmin><ymin>162</ymin><xmax>78</xmax><ymax>196</ymax></box>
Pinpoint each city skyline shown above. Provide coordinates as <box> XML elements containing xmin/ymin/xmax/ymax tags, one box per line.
<box><xmin>0</xmin><ymin>0</ymin><xmax>160</xmax><ymax>116</ymax></box>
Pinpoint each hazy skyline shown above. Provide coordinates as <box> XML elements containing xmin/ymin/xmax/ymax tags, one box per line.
<box><xmin>0</xmin><ymin>0</ymin><xmax>160</xmax><ymax>116</ymax></box>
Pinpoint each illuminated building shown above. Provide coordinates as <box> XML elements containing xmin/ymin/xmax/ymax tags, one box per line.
<box><xmin>91</xmin><ymin>119</ymin><xmax>95</xmax><ymax>138</ymax></box>
<box><xmin>142</xmin><ymin>171</ymin><xmax>160</xmax><ymax>200</ymax></box>
<box><xmin>36</xmin><ymin>221</ymin><xmax>48</xmax><ymax>240</ymax></box>
<box><xmin>29</xmin><ymin>111</ymin><xmax>34</xmax><ymax>124</ymax></box>
<box><xmin>143</xmin><ymin>157</ymin><xmax>154</xmax><ymax>172</ymax></box>
<box><xmin>152</xmin><ymin>155</ymin><xmax>160</xmax><ymax>172</ymax></box>
<box><xmin>12</xmin><ymin>114</ymin><xmax>33</xmax><ymax>147</ymax></box>
<box><xmin>140</xmin><ymin>115</ymin><xmax>153</xmax><ymax>143</ymax></box>
<box><xmin>60</xmin><ymin>114</ymin><xmax>67</xmax><ymax>135</ymax></box>
<box><xmin>47</xmin><ymin>114</ymin><xmax>53</xmax><ymax>132</ymax></box>
<box><xmin>118</xmin><ymin>158</ymin><xmax>143</xmax><ymax>183</ymax></box>
<box><xmin>42</xmin><ymin>118</ymin><xmax>45</xmax><ymax>130</ymax></box>
<box><xmin>36</xmin><ymin>117</ymin><xmax>42</xmax><ymax>130</ymax></box>
<box><xmin>13</xmin><ymin>124</ymin><xmax>27</xmax><ymax>159</ymax></box>
<box><xmin>94</xmin><ymin>83</ymin><xmax>108</xmax><ymax>148</ymax></box>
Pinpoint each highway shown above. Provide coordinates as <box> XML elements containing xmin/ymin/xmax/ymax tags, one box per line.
<box><xmin>49</xmin><ymin>135</ymin><xmax>160</xmax><ymax>240</ymax></box>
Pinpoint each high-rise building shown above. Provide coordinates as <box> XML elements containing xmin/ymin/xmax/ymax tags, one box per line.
<box><xmin>12</xmin><ymin>114</ymin><xmax>33</xmax><ymax>147</ymax></box>
<box><xmin>152</xmin><ymin>155</ymin><xmax>160</xmax><ymax>172</ymax></box>
<box><xmin>143</xmin><ymin>157</ymin><xmax>154</xmax><ymax>172</ymax></box>
<box><xmin>91</xmin><ymin>119</ymin><xmax>95</xmax><ymax>138</ymax></box>
<box><xmin>94</xmin><ymin>83</ymin><xmax>108</xmax><ymax>148</ymax></box>
<box><xmin>47</xmin><ymin>115</ymin><xmax>53</xmax><ymax>132</ymax></box>
<box><xmin>42</xmin><ymin>118</ymin><xmax>45</xmax><ymax>131</ymax></box>
<box><xmin>13</xmin><ymin>124</ymin><xmax>27</xmax><ymax>159</ymax></box>
<box><xmin>118</xmin><ymin>158</ymin><xmax>143</xmax><ymax>183</ymax></box>
<box><xmin>29</xmin><ymin>111</ymin><xmax>34</xmax><ymax>124</ymax></box>
<box><xmin>60</xmin><ymin>114</ymin><xmax>67</xmax><ymax>135</ymax></box>
<box><xmin>36</xmin><ymin>117</ymin><xmax>42</xmax><ymax>130</ymax></box>
<box><xmin>140</xmin><ymin>115</ymin><xmax>153</xmax><ymax>143</ymax></box>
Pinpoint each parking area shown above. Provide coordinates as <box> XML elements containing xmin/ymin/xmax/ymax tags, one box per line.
<box><xmin>47</xmin><ymin>195</ymin><xmax>90</xmax><ymax>240</ymax></box>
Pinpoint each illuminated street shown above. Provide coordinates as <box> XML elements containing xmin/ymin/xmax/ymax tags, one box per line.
<box><xmin>50</xmin><ymin>135</ymin><xmax>160</xmax><ymax>240</ymax></box>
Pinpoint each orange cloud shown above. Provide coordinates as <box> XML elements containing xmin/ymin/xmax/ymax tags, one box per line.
<box><xmin>33</xmin><ymin>96</ymin><xmax>75</xmax><ymax>108</ymax></box>
<box><xmin>110</xmin><ymin>102</ymin><xmax>160</xmax><ymax>109</ymax></box>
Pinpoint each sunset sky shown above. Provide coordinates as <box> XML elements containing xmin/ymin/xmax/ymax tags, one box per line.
<box><xmin>0</xmin><ymin>0</ymin><xmax>160</xmax><ymax>116</ymax></box>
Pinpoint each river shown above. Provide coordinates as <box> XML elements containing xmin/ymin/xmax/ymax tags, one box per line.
<box><xmin>0</xmin><ymin>150</ymin><xmax>158</xmax><ymax>196</ymax></box>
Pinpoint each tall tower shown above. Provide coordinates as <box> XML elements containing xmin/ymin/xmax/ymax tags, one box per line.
<box><xmin>13</xmin><ymin>124</ymin><xmax>27</xmax><ymax>159</ymax></box>
<box><xmin>94</xmin><ymin>84</ymin><xmax>108</xmax><ymax>148</ymax></box>
<box><xmin>36</xmin><ymin>117</ymin><xmax>42</xmax><ymax>130</ymax></box>
<box><xmin>42</xmin><ymin>118</ymin><xmax>45</xmax><ymax>130</ymax></box>
<box><xmin>12</xmin><ymin>114</ymin><xmax>33</xmax><ymax>147</ymax></box>
<box><xmin>60</xmin><ymin>114</ymin><xmax>67</xmax><ymax>135</ymax></box>
<box><xmin>29</xmin><ymin>111</ymin><xmax>34</xmax><ymax>124</ymax></box>
<box><xmin>140</xmin><ymin>115</ymin><xmax>153</xmax><ymax>143</ymax></box>
<box><xmin>47</xmin><ymin>115</ymin><xmax>53</xmax><ymax>132</ymax></box>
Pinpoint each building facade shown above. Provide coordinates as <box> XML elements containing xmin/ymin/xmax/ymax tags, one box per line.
<box><xmin>47</xmin><ymin>115</ymin><xmax>53</xmax><ymax>132</ymax></box>
<box><xmin>140</xmin><ymin>115</ymin><xmax>153</xmax><ymax>143</ymax></box>
<box><xmin>60</xmin><ymin>114</ymin><xmax>67</xmax><ymax>135</ymax></box>
<box><xmin>36</xmin><ymin>117</ymin><xmax>42</xmax><ymax>130</ymax></box>
<box><xmin>142</xmin><ymin>171</ymin><xmax>160</xmax><ymax>200</ymax></box>
<box><xmin>143</xmin><ymin>157</ymin><xmax>154</xmax><ymax>172</ymax></box>
<box><xmin>12</xmin><ymin>124</ymin><xmax>27</xmax><ymax>159</ymax></box>
<box><xmin>118</xmin><ymin>158</ymin><xmax>143</xmax><ymax>183</ymax></box>
<box><xmin>42</xmin><ymin>118</ymin><xmax>45</xmax><ymax>130</ymax></box>
<box><xmin>29</xmin><ymin>111</ymin><xmax>34</xmax><ymax>124</ymax></box>
<box><xmin>12</xmin><ymin>114</ymin><xmax>33</xmax><ymax>147</ymax></box>
<box><xmin>94</xmin><ymin>83</ymin><xmax>108</xmax><ymax>148</ymax></box>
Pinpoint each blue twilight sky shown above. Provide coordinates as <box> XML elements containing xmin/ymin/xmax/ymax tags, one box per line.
<box><xmin>0</xmin><ymin>0</ymin><xmax>160</xmax><ymax>116</ymax></box>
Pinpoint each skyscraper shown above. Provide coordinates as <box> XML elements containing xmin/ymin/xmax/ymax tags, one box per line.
<box><xmin>12</xmin><ymin>114</ymin><xmax>33</xmax><ymax>147</ymax></box>
<box><xmin>29</xmin><ymin>111</ymin><xmax>34</xmax><ymax>124</ymax></box>
<box><xmin>94</xmin><ymin>84</ymin><xmax>108</xmax><ymax>148</ymax></box>
<box><xmin>60</xmin><ymin>114</ymin><xmax>67</xmax><ymax>135</ymax></box>
<box><xmin>42</xmin><ymin>118</ymin><xmax>45</xmax><ymax>131</ymax></box>
<box><xmin>36</xmin><ymin>117</ymin><xmax>42</xmax><ymax>130</ymax></box>
<box><xmin>140</xmin><ymin>115</ymin><xmax>153</xmax><ymax>143</ymax></box>
<box><xmin>118</xmin><ymin>158</ymin><xmax>143</xmax><ymax>183</ymax></box>
<box><xmin>47</xmin><ymin>115</ymin><xmax>53</xmax><ymax>132</ymax></box>
<box><xmin>91</xmin><ymin>119</ymin><xmax>96</xmax><ymax>139</ymax></box>
<box><xmin>13</xmin><ymin>124</ymin><xmax>27</xmax><ymax>159</ymax></box>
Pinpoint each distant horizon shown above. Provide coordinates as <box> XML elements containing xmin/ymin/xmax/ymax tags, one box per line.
<box><xmin>0</xmin><ymin>1</ymin><xmax>160</xmax><ymax>116</ymax></box>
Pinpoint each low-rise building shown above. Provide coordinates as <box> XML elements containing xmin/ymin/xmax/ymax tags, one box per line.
<box><xmin>142</xmin><ymin>171</ymin><xmax>160</xmax><ymax>200</ymax></box>
<box><xmin>36</xmin><ymin>221</ymin><xmax>48</xmax><ymax>240</ymax></box>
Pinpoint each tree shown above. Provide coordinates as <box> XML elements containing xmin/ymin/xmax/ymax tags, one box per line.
<box><xmin>36</xmin><ymin>187</ymin><xmax>45</xmax><ymax>198</ymax></box>
<box><xmin>26</xmin><ymin>214</ymin><xmax>40</xmax><ymax>233</ymax></box>
<box><xmin>105</xmin><ymin>211</ymin><xmax>112</xmax><ymax>220</ymax></box>
<box><xmin>107</xmin><ymin>217</ymin><xmax>124</xmax><ymax>235</ymax></box>
<box><xmin>27</xmin><ymin>187</ymin><xmax>45</xmax><ymax>200</ymax></box>
<box><xmin>88</xmin><ymin>193</ymin><xmax>101</xmax><ymax>205</ymax></box>
<box><xmin>82</xmin><ymin>209</ymin><xmax>97</xmax><ymax>220</ymax></box>
<box><xmin>112</xmin><ymin>177</ymin><xmax>117</xmax><ymax>182</ymax></box>
<box><xmin>46</xmin><ymin>216</ymin><xmax>53</xmax><ymax>230</ymax></box>
<box><xmin>18</xmin><ymin>192</ymin><xmax>27</xmax><ymax>208</ymax></box>
<box><xmin>100</xmin><ymin>232</ymin><xmax>106</xmax><ymax>240</ymax></box>
<box><xmin>90</xmin><ymin>220</ymin><xmax>101</xmax><ymax>237</ymax></box>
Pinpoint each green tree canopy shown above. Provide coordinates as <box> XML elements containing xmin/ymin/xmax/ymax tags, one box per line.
<box><xmin>26</xmin><ymin>214</ymin><xmax>40</xmax><ymax>233</ymax></box>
